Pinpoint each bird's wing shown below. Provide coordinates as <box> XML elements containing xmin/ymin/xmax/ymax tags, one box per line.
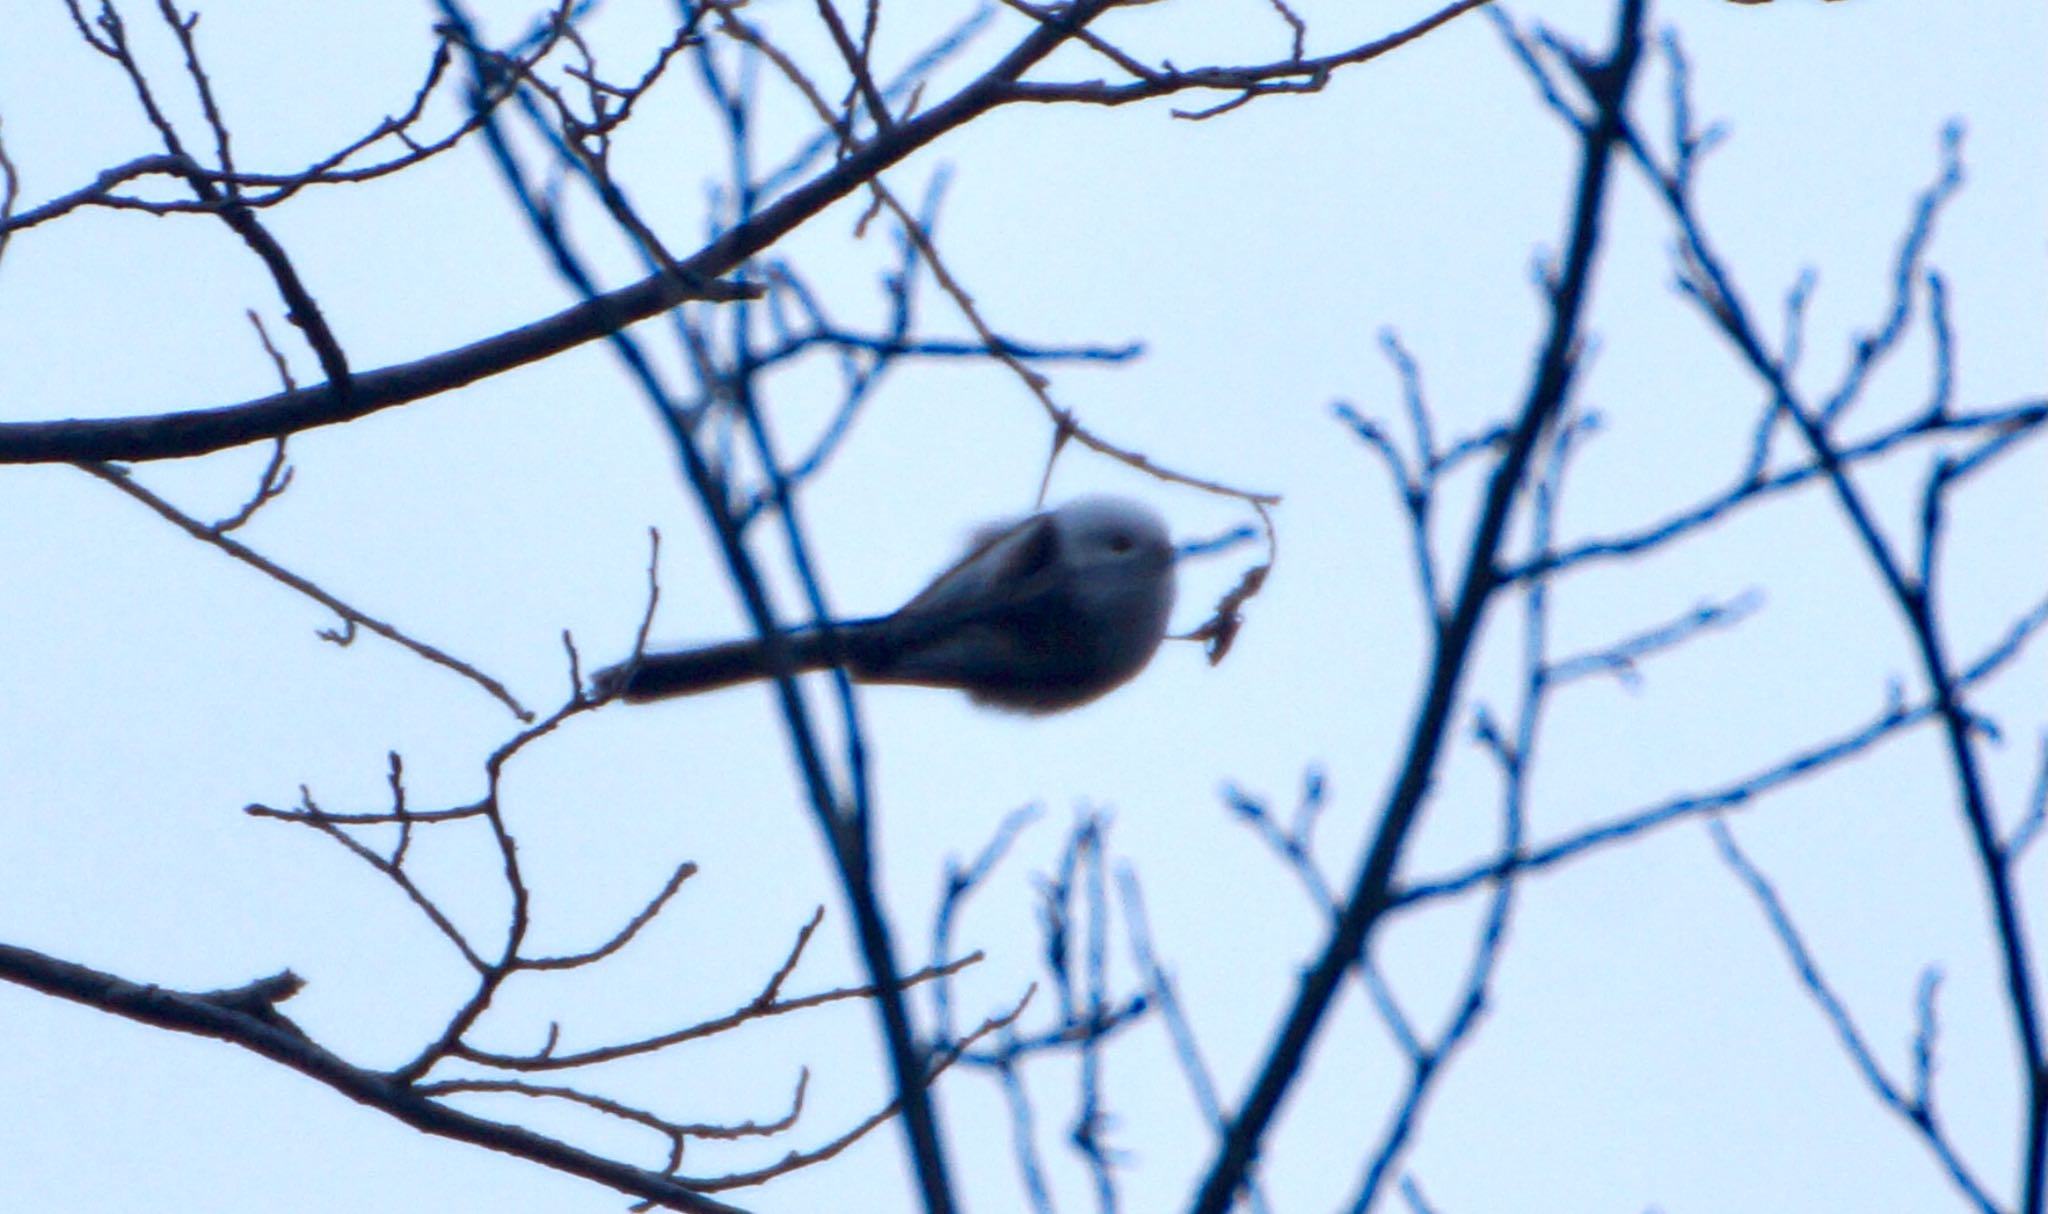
<box><xmin>893</xmin><ymin>510</ymin><xmax>1059</xmax><ymax>625</ymax></box>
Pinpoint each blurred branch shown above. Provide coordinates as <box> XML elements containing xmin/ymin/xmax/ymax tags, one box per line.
<box><xmin>2010</xmin><ymin>736</ymin><xmax>2048</xmax><ymax>864</ymax></box>
<box><xmin>706</xmin><ymin>0</ymin><xmax>1280</xmax><ymax>521</ymax></box>
<box><xmin>953</xmin><ymin>813</ymin><xmax>1154</xmax><ymax>1209</ymax></box>
<box><xmin>935</xmin><ymin>810</ymin><xmax>1212</xmax><ymax>1209</ymax></box>
<box><xmin>1336</xmin><ymin>329</ymin><xmax>1510</xmax><ymax>634</ymax></box>
<box><xmin>427</xmin><ymin>6</ymin><xmax>959</xmax><ymax>1208</ymax></box>
<box><xmin>1398</xmin><ymin>592</ymin><xmax>2048</xmax><ymax>907</ymax></box>
<box><xmin>1347</xmin><ymin>410</ymin><xmax>1592</xmax><ymax>1211</ymax></box>
<box><xmin>1497</xmin><ymin>396</ymin><xmax>2047</xmax><ymax>585</ymax></box>
<box><xmin>1708</xmin><ymin>819</ymin><xmax>2001</xmax><ymax>1214</ymax></box>
<box><xmin>729</xmin><ymin>186</ymin><xmax>1143</xmax><ymax>529</ymax></box>
<box><xmin>1191</xmin><ymin>5</ymin><xmax>1649</xmax><ymax>1208</ymax></box>
<box><xmin>932</xmin><ymin>804</ymin><xmax>1042</xmax><ymax>1045</ymax></box>
<box><xmin>1118</xmin><ymin>867</ymin><xmax>1274</xmax><ymax>1214</ymax></box>
<box><xmin>1224</xmin><ymin>767</ymin><xmax>1336</xmax><ymax>912</ymax></box>
<box><xmin>1541</xmin><ymin>590</ymin><xmax>1761</xmax><ymax>691</ymax></box>
<box><xmin>1623</xmin><ymin>42</ymin><xmax>2045</xmax><ymax>1206</ymax></box>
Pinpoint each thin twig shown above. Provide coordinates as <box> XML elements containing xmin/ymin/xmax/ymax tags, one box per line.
<box><xmin>75</xmin><ymin>461</ymin><xmax>531</xmax><ymax>719</ymax></box>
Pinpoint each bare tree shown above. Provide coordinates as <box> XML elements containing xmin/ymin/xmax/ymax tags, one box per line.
<box><xmin>0</xmin><ymin>2</ymin><xmax>2038</xmax><ymax>1213</ymax></box>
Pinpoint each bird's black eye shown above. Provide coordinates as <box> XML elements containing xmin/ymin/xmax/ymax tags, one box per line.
<box><xmin>1107</xmin><ymin>533</ymin><xmax>1134</xmax><ymax>554</ymax></box>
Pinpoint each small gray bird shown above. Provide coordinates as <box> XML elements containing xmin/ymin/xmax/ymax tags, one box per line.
<box><xmin>592</xmin><ymin>496</ymin><xmax>1177</xmax><ymax>714</ymax></box>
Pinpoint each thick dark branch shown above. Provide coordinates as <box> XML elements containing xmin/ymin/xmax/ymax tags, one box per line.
<box><xmin>0</xmin><ymin>942</ymin><xmax>751</xmax><ymax>1214</ymax></box>
<box><xmin>0</xmin><ymin>0</ymin><xmax>1125</xmax><ymax>466</ymax></box>
<box><xmin>1190</xmin><ymin>4</ymin><xmax>1647</xmax><ymax>1209</ymax></box>
<box><xmin>0</xmin><ymin>0</ymin><xmax>1471</xmax><ymax>468</ymax></box>
<box><xmin>0</xmin><ymin>266</ymin><xmax>756</xmax><ymax>464</ymax></box>
<box><xmin>421</xmin><ymin>12</ymin><xmax>1158</xmax><ymax>1207</ymax></box>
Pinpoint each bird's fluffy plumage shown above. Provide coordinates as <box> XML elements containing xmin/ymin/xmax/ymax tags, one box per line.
<box><xmin>592</xmin><ymin>496</ymin><xmax>1176</xmax><ymax>714</ymax></box>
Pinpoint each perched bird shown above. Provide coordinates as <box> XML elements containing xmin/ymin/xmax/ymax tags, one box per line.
<box><xmin>592</xmin><ymin>496</ymin><xmax>1177</xmax><ymax>714</ymax></box>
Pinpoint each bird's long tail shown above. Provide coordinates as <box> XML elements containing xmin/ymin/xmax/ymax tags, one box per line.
<box><xmin>592</xmin><ymin>624</ymin><xmax>887</xmax><ymax>703</ymax></box>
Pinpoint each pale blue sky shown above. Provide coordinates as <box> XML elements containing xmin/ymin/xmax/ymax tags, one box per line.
<box><xmin>0</xmin><ymin>1</ymin><xmax>2042</xmax><ymax>1211</ymax></box>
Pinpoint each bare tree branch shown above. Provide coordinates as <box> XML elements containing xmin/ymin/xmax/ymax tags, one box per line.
<box><xmin>1191</xmin><ymin>4</ymin><xmax>1650</xmax><ymax>1207</ymax></box>
<box><xmin>1709</xmin><ymin>819</ymin><xmax>2001</xmax><ymax>1214</ymax></box>
<box><xmin>0</xmin><ymin>941</ymin><xmax>754</xmax><ymax>1214</ymax></box>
